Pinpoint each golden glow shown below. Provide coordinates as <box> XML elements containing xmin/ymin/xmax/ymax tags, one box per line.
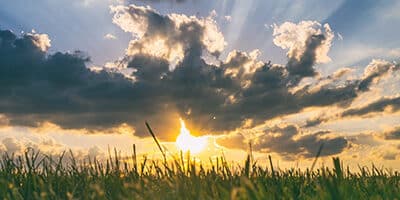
<box><xmin>175</xmin><ymin>119</ymin><xmax>208</xmax><ymax>154</ymax></box>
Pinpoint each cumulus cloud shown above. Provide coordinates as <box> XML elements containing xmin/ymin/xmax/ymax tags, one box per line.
<box><xmin>253</xmin><ymin>125</ymin><xmax>348</xmax><ymax>159</ymax></box>
<box><xmin>383</xmin><ymin>127</ymin><xmax>400</xmax><ymax>140</ymax></box>
<box><xmin>273</xmin><ymin>21</ymin><xmax>334</xmax><ymax>64</ymax></box>
<box><xmin>0</xmin><ymin>5</ymin><xmax>398</xmax><ymax>142</ymax></box>
<box><xmin>302</xmin><ymin>60</ymin><xmax>399</xmax><ymax>127</ymax></box>
<box><xmin>317</xmin><ymin>132</ymin><xmax>399</xmax><ymax>161</ymax></box>
<box><xmin>216</xmin><ymin>133</ymin><xmax>248</xmax><ymax>150</ymax></box>
<box><xmin>104</xmin><ymin>33</ymin><xmax>117</xmax><ymax>40</ymax></box>
<box><xmin>371</xmin><ymin>144</ymin><xmax>400</xmax><ymax>161</ymax></box>
<box><xmin>358</xmin><ymin>59</ymin><xmax>399</xmax><ymax>91</ymax></box>
<box><xmin>1</xmin><ymin>136</ymin><xmax>65</xmax><ymax>155</ymax></box>
<box><xmin>331</xmin><ymin>67</ymin><xmax>354</xmax><ymax>79</ymax></box>
<box><xmin>216</xmin><ymin>124</ymin><xmax>349</xmax><ymax>160</ymax></box>
<box><xmin>26</xmin><ymin>31</ymin><xmax>51</xmax><ymax>52</ymax></box>
<box><xmin>273</xmin><ymin>21</ymin><xmax>334</xmax><ymax>81</ymax></box>
<box><xmin>0</xmin><ymin>29</ymin><xmax>143</xmax><ymax>131</ymax></box>
<box><xmin>304</xmin><ymin>95</ymin><xmax>400</xmax><ymax>127</ymax></box>
<box><xmin>111</xmin><ymin>4</ymin><xmax>225</xmax><ymax>67</ymax></box>
<box><xmin>0</xmin><ymin>136</ymin><xmax>108</xmax><ymax>164</ymax></box>
<box><xmin>304</xmin><ymin>114</ymin><xmax>331</xmax><ymax>128</ymax></box>
<box><xmin>342</xmin><ymin>96</ymin><xmax>400</xmax><ymax>117</ymax></box>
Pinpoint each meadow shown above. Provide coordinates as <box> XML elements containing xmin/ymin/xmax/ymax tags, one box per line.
<box><xmin>0</xmin><ymin>146</ymin><xmax>399</xmax><ymax>200</ymax></box>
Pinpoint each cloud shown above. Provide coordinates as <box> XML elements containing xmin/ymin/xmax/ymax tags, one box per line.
<box><xmin>331</xmin><ymin>67</ymin><xmax>354</xmax><ymax>79</ymax></box>
<box><xmin>0</xmin><ymin>6</ymin><xmax>398</xmax><ymax>141</ymax></box>
<box><xmin>304</xmin><ymin>114</ymin><xmax>331</xmax><ymax>128</ymax></box>
<box><xmin>304</xmin><ymin>95</ymin><xmax>400</xmax><ymax>127</ymax></box>
<box><xmin>371</xmin><ymin>143</ymin><xmax>400</xmax><ymax>161</ymax></box>
<box><xmin>26</xmin><ymin>30</ymin><xmax>51</xmax><ymax>52</ymax></box>
<box><xmin>342</xmin><ymin>96</ymin><xmax>400</xmax><ymax>117</ymax></box>
<box><xmin>339</xmin><ymin>133</ymin><xmax>400</xmax><ymax>161</ymax></box>
<box><xmin>358</xmin><ymin>59</ymin><xmax>399</xmax><ymax>91</ymax></box>
<box><xmin>110</xmin><ymin>4</ymin><xmax>225</xmax><ymax>66</ymax></box>
<box><xmin>104</xmin><ymin>33</ymin><xmax>117</xmax><ymax>40</ymax></box>
<box><xmin>347</xmin><ymin>133</ymin><xmax>382</xmax><ymax>147</ymax></box>
<box><xmin>216</xmin><ymin>133</ymin><xmax>248</xmax><ymax>150</ymax></box>
<box><xmin>1</xmin><ymin>138</ymin><xmax>23</xmax><ymax>154</ymax></box>
<box><xmin>0</xmin><ymin>135</ymin><xmax>108</xmax><ymax>162</ymax></box>
<box><xmin>273</xmin><ymin>21</ymin><xmax>335</xmax><ymax>63</ymax></box>
<box><xmin>0</xmin><ymin>29</ymin><xmax>146</xmax><ymax>132</ymax></box>
<box><xmin>273</xmin><ymin>21</ymin><xmax>334</xmax><ymax>81</ymax></box>
<box><xmin>302</xmin><ymin>60</ymin><xmax>399</xmax><ymax>127</ymax></box>
<box><xmin>337</xmin><ymin>33</ymin><xmax>344</xmax><ymax>41</ymax></box>
<box><xmin>253</xmin><ymin>125</ymin><xmax>348</xmax><ymax>159</ymax></box>
<box><xmin>383</xmin><ymin>127</ymin><xmax>400</xmax><ymax>140</ymax></box>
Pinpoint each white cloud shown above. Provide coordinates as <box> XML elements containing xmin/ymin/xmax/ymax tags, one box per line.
<box><xmin>110</xmin><ymin>4</ymin><xmax>226</xmax><ymax>67</ymax></box>
<box><xmin>104</xmin><ymin>33</ymin><xmax>117</xmax><ymax>40</ymax></box>
<box><xmin>362</xmin><ymin>59</ymin><xmax>397</xmax><ymax>84</ymax></box>
<box><xmin>209</xmin><ymin>9</ymin><xmax>218</xmax><ymax>18</ymax></box>
<box><xmin>273</xmin><ymin>21</ymin><xmax>334</xmax><ymax>64</ymax></box>
<box><xmin>26</xmin><ymin>31</ymin><xmax>51</xmax><ymax>52</ymax></box>
<box><xmin>337</xmin><ymin>33</ymin><xmax>344</xmax><ymax>41</ymax></box>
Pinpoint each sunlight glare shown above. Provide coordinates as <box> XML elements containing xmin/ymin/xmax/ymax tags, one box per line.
<box><xmin>175</xmin><ymin>119</ymin><xmax>208</xmax><ymax>154</ymax></box>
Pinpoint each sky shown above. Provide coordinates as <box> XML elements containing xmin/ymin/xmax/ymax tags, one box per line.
<box><xmin>0</xmin><ymin>0</ymin><xmax>399</xmax><ymax>169</ymax></box>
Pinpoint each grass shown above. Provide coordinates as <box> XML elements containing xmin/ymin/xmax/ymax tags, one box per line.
<box><xmin>0</xmin><ymin>147</ymin><xmax>399</xmax><ymax>200</ymax></box>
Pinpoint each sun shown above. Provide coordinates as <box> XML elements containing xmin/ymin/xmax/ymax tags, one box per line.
<box><xmin>175</xmin><ymin>119</ymin><xmax>208</xmax><ymax>154</ymax></box>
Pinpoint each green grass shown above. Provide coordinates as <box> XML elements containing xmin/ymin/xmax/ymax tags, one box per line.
<box><xmin>0</xmin><ymin>148</ymin><xmax>399</xmax><ymax>200</ymax></box>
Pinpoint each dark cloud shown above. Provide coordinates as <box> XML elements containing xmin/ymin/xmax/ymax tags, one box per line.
<box><xmin>108</xmin><ymin>6</ymin><xmax>366</xmax><ymax>135</ymax></box>
<box><xmin>358</xmin><ymin>60</ymin><xmax>398</xmax><ymax>91</ymax></box>
<box><xmin>384</xmin><ymin>127</ymin><xmax>400</xmax><ymax>140</ymax></box>
<box><xmin>0</xmin><ymin>29</ymin><xmax>181</xmax><ymax>138</ymax></box>
<box><xmin>342</xmin><ymin>96</ymin><xmax>400</xmax><ymax>117</ymax></box>
<box><xmin>347</xmin><ymin>133</ymin><xmax>382</xmax><ymax>146</ymax></box>
<box><xmin>272</xmin><ymin>21</ymin><xmax>334</xmax><ymax>85</ymax></box>
<box><xmin>111</xmin><ymin>4</ymin><xmax>225</xmax><ymax>61</ymax></box>
<box><xmin>286</xmin><ymin>34</ymin><xmax>326</xmax><ymax>84</ymax></box>
<box><xmin>304</xmin><ymin>95</ymin><xmax>400</xmax><ymax>127</ymax></box>
<box><xmin>304</xmin><ymin>114</ymin><xmax>330</xmax><ymax>127</ymax></box>
<box><xmin>0</xmin><ymin>5</ymin><xmax>397</xmax><ymax>140</ymax></box>
<box><xmin>253</xmin><ymin>125</ymin><xmax>348</xmax><ymax>159</ymax></box>
<box><xmin>0</xmin><ymin>26</ymin><xmax>197</xmax><ymax>136</ymax></box>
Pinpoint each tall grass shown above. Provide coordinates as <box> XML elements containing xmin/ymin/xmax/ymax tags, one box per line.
<box><xmin>0</xmin><ymin>147</ymin><xmax>399</xmax><ymax>199</ymax></box>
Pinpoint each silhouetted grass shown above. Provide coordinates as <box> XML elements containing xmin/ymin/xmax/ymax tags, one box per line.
<box><xmin>0</xmin><ymin>147</ymin><xmax>399</xmax><ymax>200</ymax></box>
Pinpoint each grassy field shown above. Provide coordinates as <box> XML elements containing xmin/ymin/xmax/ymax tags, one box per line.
<box><xmin>0</xmin><ymin>147</ymin><xmax>399</xmax><ymax>200</ymax></box>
